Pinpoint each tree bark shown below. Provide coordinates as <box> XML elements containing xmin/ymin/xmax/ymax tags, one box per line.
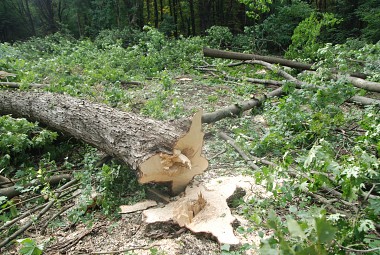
<box><xmin>345</xmin><ymin>76</ymin><xmax>380</xmax><ymax>93</ymax></box>
<box><xmin>203</xmin><ymin>47</ymin><xmax>314</xmax><ymax>71</ymax></box>
<box><xmin>153</xmin><ymin>0</ymin><xmax>159</xmax><ymax>28</ymax></box>
<box><xmin>188</xmin><ymin>0</ymin><xmax>196</xmax><ymax>35</ymax></box>
<box><xmin>203</xmin><ymin>47</ymin><xmax>368</xmax><ymax>79</ymax></box>
<box><xmin>0</xmin><ymin>91</ymin><xmax>208</xmax><ymax>194</ymax></box>
<box><xmin>0</xmin><ymin>174</ymin><xmax>71</xmax><ymax>199</ymax></box>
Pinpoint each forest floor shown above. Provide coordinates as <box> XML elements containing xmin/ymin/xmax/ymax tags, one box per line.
<box><xmin>4</xmin><ymin>74</ymin><xmax>275</xmax><ymax>255</ymax></box>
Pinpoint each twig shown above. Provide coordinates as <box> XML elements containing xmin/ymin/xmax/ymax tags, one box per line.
<box><xmin>0</xmin><ymin>179</ymin><xmax>77</xmax><ymax>248</ymax></box>
<box><xmin>363</xmin><ymin>183</ymin><xmax>378</xmax><ymax>202</ymax></box>
<box><xmin>90</xmin><ymin>244</ymin><xmax>160</xmax><ymax>254</ymax></box>
<box><xmin>40</xmin><ymin>204</ymin><xmax>74</xmax><ymax>234</ymax></box>
<box><xmin>47</xmin><ymin>223</ymin><xmax>102</xmax><ymax>253</ymax></box>
<box><xmin>337</xmin><ymin>243</ymin><xmax>380</xmax><ymax>253</ymax></box>
<box><xmin>218</xmin><ymin>132</ymin><xmax>260</xmax><ymax>171</ymax></box>
<box><xmin>209</xmin><ymin>149</ymin><xmax>227</xmax><ymax>160</ymax></box>
<box><xmin>0</xmin><ymin>203</ymin><xmax>47</xmax><ymax>231</ymax></box>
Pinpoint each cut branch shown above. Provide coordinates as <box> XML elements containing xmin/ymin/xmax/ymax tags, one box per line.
<box><xmin>218</xmin><ymin>131</ymin><xmax>358</xmax><ymax>216</ymax></box>
<box><xmin>0</xmin><ymin>82</ymin><xmax>48</xmax><ymax>89</ymax></box>
<box><xmin>201</xmin><ymin>61</ymin><xmax>379</xmax><ymax>124</ymax></box>
<box><xmin>0</xmin><ymin>179</ymin><xmax>77</xmax><ymax>249</ymax></box>
<box><xmin>203</xmin><ymin>47</ymin><xmax>367</xmax><ymax>79</ymax></box>
<box><xmin>0</xmin><ymin>174</ymin><xmax>72</xmax><ymax>198</ymax></box>
<box><xmin>202</xmin><ymin>87</ymin><xmax>284</xmax><ymax>124</ymax></box>
<box><xmin>0</xmin><ymin>91</ymin><xmax>208</xmax><ymax>195</ymax></box>
<box><xmin>203</xmin><ymin>47</ymin><xmax>314</xmax><ymax>71</ymax></box>
<box><xmin>345</xmin><ymin>76</ymin><xmax>380</xmax><ymax>93</ymax></box>
<box><xmin>218</xmin><ymin>132</ymin><xmax>260</xmax><ymax>171</ymax></box>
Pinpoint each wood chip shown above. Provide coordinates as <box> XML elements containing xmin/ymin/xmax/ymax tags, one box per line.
<box><xmin>119</xmin><ymin>200</ymin><xmax>157</xmax><ymax>214</ymax></box>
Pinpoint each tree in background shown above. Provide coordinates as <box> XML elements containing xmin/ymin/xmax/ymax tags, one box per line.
<box><xmin>0</xmin><ymin>0</ymin><xmax>379</xmax><ymax>52</ymax></box>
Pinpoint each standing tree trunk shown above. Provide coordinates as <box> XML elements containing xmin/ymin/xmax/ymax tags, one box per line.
<box><xmin>0</xmin><ymin>91</ymin><xmax>208</xmax><ymax>195</ymax></box>
<box><xmin>153</xmin><ymin>0</ymin><xmax>159</xmax><ymax>28</ymax></box>
<box><xmin>188</xmin><ymin>0</ymin><xmax>196</xmax><ymax>35</ymax></box>
<box><xmin>33</xmin><ymin>0</ymin><xmax>57</xmax><ymax>33</ymax></box>
<box><xmin>146</xmin><ymin>0</ymin><xmax>151</xmax><ymax>24</ymax></box>
<box><xmin>172</xmin><ymin>0</ymin><xmax>178</xmax><ymax>37</ymax></box>
<box><xmin>24</xmin><ymin>0</ymin><xmax>36</xmax><ymax>35</ymax></box>
<box><xmin>159</xmin><ymin>0</ymin><xmax>163</xmax><ymax>21</ymax></box>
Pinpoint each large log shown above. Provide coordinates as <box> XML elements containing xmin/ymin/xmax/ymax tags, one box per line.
<box><xmin>0</xmin><ymin>91</ymin><xmax>208</xmax><ymax>194</ymax></box>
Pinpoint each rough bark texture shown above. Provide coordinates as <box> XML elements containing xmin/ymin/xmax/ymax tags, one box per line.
<box><xmin>202</xmin><ymin>87</ymin><xmax>284</xmax><ymax>124</ymax></box>
<box><xmin>201</xmin><ymin>59</ymin><xmax>380</xmax><ymax>124</ymax></box>
<box><xmin>345</xmin><ymin>76</ymin><xmax>380</xmax><ymax>93</ymax></box>
<box><xmin>0</xmin><ymin>91</ymin><xmax>208</xmax><ymax>194</ymax></box>
<box><xmin>203</xmin><ymin>48</ymin><xmax>368</xmax><ymax>79</ymax></box>
<box><xmin>203</xmin><ymin>47</ymin><xmax>314</xmax><ymax>71</ymax></box>
<box><xmin>0</xmin><ymin>174</ymin><xmax>71</xmax><ymax>198</ymax></box>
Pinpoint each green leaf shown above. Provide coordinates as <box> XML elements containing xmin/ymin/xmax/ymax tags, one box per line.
<box><xmin>358</xmin><ymin>219</ymin><xmax>375</xmax><ymax>232</ymax></box>
<box><xmin>17</xmin><ymin>238</ymin><xmax>43</xmax><ymax>255</ymax></box>
<box><xmin>315</xmin><ymin>217</ymin><xmax>336</xmax><ymax>243</ymax></box>
<box><xmin>220</xmin><ymin>244</ymin><xmax>230</xmax><ymax>251</ymax></box>
<box><xmin>369</xmin><ymin>198</ymin><xmax>380</xmax><ymax>215</ymax></box>
<box><xmin>287</xmin><ymin>218</ymin><xmax>307</xmax><ymax>240</ymax></box>
<box><xmin>304</xmin><ymin>145</ymin><xmax>321</xmax><ymax>168</ymax></box>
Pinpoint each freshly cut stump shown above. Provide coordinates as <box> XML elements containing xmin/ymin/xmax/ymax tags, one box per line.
<box><xmin>143</xmin><ymin>176</ymin><xmax>256</xmax><ymax>245</ymax></box>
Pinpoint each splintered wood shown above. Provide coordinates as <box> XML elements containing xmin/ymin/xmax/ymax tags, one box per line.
<box><xmin>174</xmin><ymin>193</ymin><xmax>206</xmax><ymax>227</ymax></box>
<box><xmin>143</xmin><ymin>176</ymin><xmax>261</xmax><ymax>245</ymax></box>
<box><xmin>139</xmin><ymin>110</ymin><xmax>208</xmax><ymax>194</ymax></box>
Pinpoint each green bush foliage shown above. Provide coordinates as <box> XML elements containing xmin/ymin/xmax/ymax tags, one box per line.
<box><xmin>286</xmin><ymin>12</ymin><xmax>340</xmax><ymax>61</ymax></box>
<box><xmin>255</xmin><ymin>0</ymin><xmax>313</xmax><ymax>53</ymax></box>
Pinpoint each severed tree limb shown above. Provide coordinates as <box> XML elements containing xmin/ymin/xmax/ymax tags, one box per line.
<box><xmin>242</xmin><ymin>60</ymin><xmax>380</xmax><ymax>106</ymax></box>
<box><xmin>0</xmin><ymin>91</ymin><xmax>208</xmax><ymax>195</ymax></box>
<box><xmin>0</xmin><ymin>179</ymin><xmax>78</xmax><ymax>249</ymax></box>
<box><xmin>203</xmin><ymin>47</ymin><xmax>315</xmax><ymax>71</ymax></box>
<box><xmin>0</xmin><ymin>203</ymin><xmax>47</xmax><ymax>231</ymax></box>
<box><xmin>202</xmin><ymin>87</ymin><xmax>284</xmax><ymax>124</ymax></box>
<box><xmin>218</xmin><ymin>131</ymin><xmax>359</xmax><ymax>216</ymax></box>
<box><xmin>218</xmin><ymin>132</ymin><xmax>260</xmax><ymax>171</ymax></box>
<box><xmin>0</xmin><ymin>82</ymin><xmax>47</xmax><ymax>89</ymax></box>
<box><xmin>203</xmin><ymin>47</ymin><xmax>367</xmax><ymax>79</ymax></box>
<box><xmin>0</xmin><ymin>174</ymin><xmax>72</xmax><ymax>199</ymax></box>
<box><xmin>200</xmin><ymin>59</ymin><xmax>380</xmax><ymax>93</ymax></box>
<box><xmin>342</xmin><ymin>76</ymin><xmax>380</xmax><ymax>93</ymax></box>
<box><xmin>199</xmin><ymin>62</ymin><xmax>378</xmax><ymax>124</ymax></box>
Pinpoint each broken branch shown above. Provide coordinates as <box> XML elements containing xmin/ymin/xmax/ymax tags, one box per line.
<box><xmin>218</xmin><ymin>132</ymin><xmax>260</xmax><ymax>171</ymax></box>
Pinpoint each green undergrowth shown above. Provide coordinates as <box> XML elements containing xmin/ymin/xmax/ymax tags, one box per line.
<box><xmin>1</xmin><ymin>28</ymin><xmax>380</xmax><ymax>254</ymax></box>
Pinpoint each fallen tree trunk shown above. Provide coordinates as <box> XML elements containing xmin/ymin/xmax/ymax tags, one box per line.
<box><xmin>203</xmin><ymin>47</ymin><xmax>367</xmax><ymax>79</ymax></box>
<box><xmin>0</xmin><ymin>91</ymin><xmax>208</xmax><ymax>194</ymax></box>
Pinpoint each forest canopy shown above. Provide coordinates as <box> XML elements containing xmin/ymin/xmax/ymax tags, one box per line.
<box><xmin>1</xmin><ymin>0</ymin><xmax>380</xmax><ymax>51</ymax></box>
